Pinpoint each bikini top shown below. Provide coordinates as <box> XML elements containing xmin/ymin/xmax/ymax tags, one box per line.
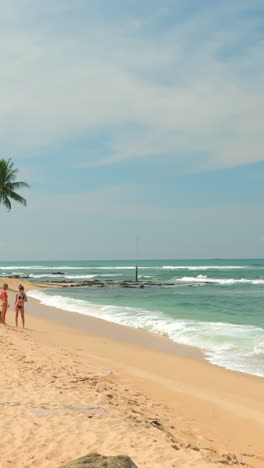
<box><xmin>17</xmin><ymin>293</ymin><xmax>25</xmax><ymax>300</ymax></box>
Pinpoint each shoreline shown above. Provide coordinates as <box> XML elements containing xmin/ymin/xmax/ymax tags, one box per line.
<box><xmin>27</xmin><ymin>284</ymin><xmax>264</xmax><ymax>379</ymax></box>
<box><xmin>2</xmin><ymin>277</ymin><xmax>264</xmax><ymax>377</ymax></box>
<box><xmin>27</xmin><ymin>295</ymin><xmax>206</xmax><ymax>361</ymax></box>
<box><xmin>0</xmin><ymin>278</ymin><xmax>264</xmax><ymax>466</ymax></box>
<box><xmin>0</xmin><ymin>277</ymin><xmax>207</xmax><ymax>362</ymax></box>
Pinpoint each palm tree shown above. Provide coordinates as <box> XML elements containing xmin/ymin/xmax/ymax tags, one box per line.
<box><xmin>0</xmin><ymin>158</ymin><xmax>30</xmax><ymax>210</ymax></box>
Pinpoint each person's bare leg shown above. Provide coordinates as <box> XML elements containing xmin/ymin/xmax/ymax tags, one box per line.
<box><xmin>2</xmin><ymin>305</ymin><xmax>7</xmax><ymax>324</ymax></box>
<box><xmin>21</xmin><ymin>308</ymin><xmax>25</xmax><ymax>328</ymax></box>
<box><xmin>15</xmin><ymin>307</ymin><xmax>19</xmax><ymax>327</ymax></box>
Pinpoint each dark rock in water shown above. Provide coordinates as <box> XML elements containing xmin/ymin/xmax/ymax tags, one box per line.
<box><xmin>8</xmin><ymin>275</ymin><xmax>31</xmax><ymax>279</ymax></box>
<box><xmin>52</xmin><ymin>272</ymin><xmax>65</xmax><ymax>275</ymax></box>
<box><xmin>42</xmin><ymin>279</ymin><xmax>191</xmax><ymax>289</ymax></box>
<box><xmin>58</xmin><ymin>453</ymin><xmax>138</xmax><ymax>467</ymax></box>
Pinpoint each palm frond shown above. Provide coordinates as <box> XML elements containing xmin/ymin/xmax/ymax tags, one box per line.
<box><xmin>8</xmin><ymin>190</ymin><xmax>27</xmax><ymax>206</ymax></box>
<box><xmin>0</xmin><ymin>194</ymin><xmax>12</xmax><ymax>211</ymax></box>
<box><xmin>0</xmin><ymin>158</ymin><xmax>29</xmax><ymax>210</ymax></box>
<box><xmin>10</xmin><ymin>181</ymin><xmax>30</xmax><ymax>189</ymax></box>
<box><xmin>8</xmin><ymin>169</ymin><xmax>20</xmax><ymax>182</ymax></box>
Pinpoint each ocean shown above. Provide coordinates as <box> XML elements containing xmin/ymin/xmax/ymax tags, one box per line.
<box><xmin>1</xmin><ymin>259</ymin><xmax>264</xmax><ymax>377</ymax></box>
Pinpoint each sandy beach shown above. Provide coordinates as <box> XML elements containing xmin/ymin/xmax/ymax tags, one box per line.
<box><xmin>0</xmin><ymin>278</ymin><xmax>263</xmax><ymax>468</ymax></box>
<box><xmin>1</xmin><ymin>1</ymin><xmax>263</xmax><ymax>466</ymax></box>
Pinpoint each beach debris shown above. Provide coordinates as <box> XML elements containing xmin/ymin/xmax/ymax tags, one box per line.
<box><xmin>105</xmin><ymin>370</ymin><xmax>113</xmax><ymax>375</ymax></box>
<box><xmin>237</xmin><ymin>458</ymin><xmax>245</xmax><ymax>465</ymax></box>
<box><xmin>34</xmin><ymin>366</ymin><xmax>43</xmax><ymax>371</ymax></box>
<box><xmin>64</xmin><ymin>403</ymin><xmax>106</xmax><ymax>413</ymax></box>
<box><xmin>58</xmin><ymin>453</ymin><xmax>138</xmax><ymax>467</ymax></box>
<box><xmin>150</xmin><ymin>419</ymin><xmax>162</xmax><ymax>429</ymax></box>
<box><xmin>171</xmin><ymin>444</ymin><xmax>180</xmax><ymax>451</ymax></box>
<box><xmin>201</xmin><ymin>447</ymin><xmax>217</xmax><ymax>454</ymax></box>
<box><xmin>186</xmin><ymin>443</ymin><xmax>200</xmax><ymax>451</ymax></box>
<box><xmin>223</xmin><ymin>453</ymin><xmax>245</xmax><ymax>465</ymax></box>
<box><xmin>213</xmin><ymin>453</ymin><xmax>246</xmax><ymax>465</ymax></box>
<box><xmin>28</xmin><ymin>404</ymin><xmax>107</xmax><ymax>417</ymax></box>
<box><xmin>148</xmin><ymin>419</ymin><xmax>179</xmax><ymax>446</ymax></box>
<box><xmin>29</xmin><ymin>409</ymin><xmax>63</xmax><ymax>417</ymax></box>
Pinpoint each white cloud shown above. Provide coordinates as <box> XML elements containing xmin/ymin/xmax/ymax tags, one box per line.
<box><xmin>0</xmin><ymin>1</ymin><xmax>263</xmax><ymax>171</ymax></box>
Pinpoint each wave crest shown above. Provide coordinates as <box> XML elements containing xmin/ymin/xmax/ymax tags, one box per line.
<box><xmin>175</xmin><ymin>275</ymin><xmax>264</xmax><ymax>285</ymax></box>
<box><xmin>28</xmin><ymin>289</ymin><xmax>264</xmax><ymax>377</ymax></box>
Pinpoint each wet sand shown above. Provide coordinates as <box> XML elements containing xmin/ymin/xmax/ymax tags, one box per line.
<box><xmin>0</xmin><ymin>277</ymin><xmax>264</xmax><ymax>467</ymax></box>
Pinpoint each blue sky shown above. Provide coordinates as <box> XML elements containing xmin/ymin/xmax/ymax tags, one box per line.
<box><xmin>0</xmin><ymin>0</ymin><xmax>264</xmax><ymax>260</ymax></box>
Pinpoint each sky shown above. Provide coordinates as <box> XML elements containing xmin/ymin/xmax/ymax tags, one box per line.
<box><xmin>0</xmin><ymin>0</ymin><xmax>264</xmax><ymax>260</ymax></box>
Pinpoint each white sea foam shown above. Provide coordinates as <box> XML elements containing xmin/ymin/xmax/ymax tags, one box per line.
<box><xmin>28</xmin><ymin>274</ymin><xmax>97</xmax><ymax>279</ymax></box>
<box><xmin>175</xmin><ymin>275</ymin><xmax>264</xmax><ymax>285</ymax></box>
<box><xmin>206</xmin><ymin>351</ymin><xmax>264</xmax><ymax>377</ymax></box>
<box><xmin>28</xmin><ymin>289</ymin><xmax>264</xmax><ymax>377</ymax></box>
<box><xmin>97</xmin><ymin>274</ymin><xmax>120</xmax><ymax>277</ymax></box>
<box><xmin>0</xmin><ymin>265</ymin><xmax>139</xmax><ymax>271</ymax></box>
<box><xmin>0</xmin><ymin>265</ymin><xmax>250</xmax><ymax>271</ymax></box>
<box><xmin>0</xmin><ymin>266</ymin><xmax>86</xmax><ymax>270</ymax></box>
<box><xmin>3</xmin><ymin>266</ymin><xmax>264</xmax><ymax>286</ymax></box>
<box><xmin>62</xmin><ymin>274</ymin><xmax>97</xmax><ymax>280</ymax></box>
<box><xmin>162</xmin><ymin>266</ymin><xmax>247</xmax><ymax>270</ymax></box>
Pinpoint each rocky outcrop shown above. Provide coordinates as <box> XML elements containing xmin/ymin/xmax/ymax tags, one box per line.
<box><xmin>58</xmin><ymin>453</ymin><xmax>138</xmax><ymax>467</ymax></box>
<box><xmin>51</xmin><ymin>280</ymin><xmax>169</xmax><ymax>288</ymax></box>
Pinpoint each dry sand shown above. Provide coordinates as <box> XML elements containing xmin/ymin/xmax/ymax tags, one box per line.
<box><xmin>0</xmin><ymin>278</ymin><xmax>263</xmax><ymax>467</ymax></box>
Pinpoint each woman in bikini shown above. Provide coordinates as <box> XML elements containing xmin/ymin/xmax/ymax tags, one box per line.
<box><xmin>15</xmin><ymin>284</ymin><xmax>27</xmax><ymax>328</ymax></box>
<box><xmin>1</xmin><ymin>283</ymin><xmax>9</xmax><ymax>324</ymax></box>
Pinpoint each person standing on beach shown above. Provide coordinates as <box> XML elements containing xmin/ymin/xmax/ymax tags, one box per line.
<box><xmin>1</xmin><ymin>283</ymin><xmax>9</xmax><ymax>324</ymax></box>
<box><xmin>15</xmin><ymin>285</ymin><xmax>27</xmax><ymax>328</ymax></box>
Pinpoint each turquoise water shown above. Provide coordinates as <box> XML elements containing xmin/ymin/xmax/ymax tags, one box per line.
<box><xmin>2</xmin><ymin>259</ymin><xmax>264</xmax><ymax>376</ymax></box>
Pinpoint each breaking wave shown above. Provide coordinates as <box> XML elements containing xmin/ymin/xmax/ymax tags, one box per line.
<box><xmin>175</xmin><ymin>275</ymin><xmax>264</xmax><ymax>285</ymax></box>
<box><xmin>28</xmin><ymin>289</ymin><xmax>264</xmax><ymax>377</ymax></box>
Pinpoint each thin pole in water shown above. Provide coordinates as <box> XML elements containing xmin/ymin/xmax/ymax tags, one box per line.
<box><xmin>135</xmin><ymin>236</ymin><xmax>139</xmax><ymax>282</ymax></box>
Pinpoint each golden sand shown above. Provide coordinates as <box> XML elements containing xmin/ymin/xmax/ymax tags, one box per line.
<box><xmin>0</xmin><ymin>278</ymin><xmax>263</xmax><ymax>467</ymax></box>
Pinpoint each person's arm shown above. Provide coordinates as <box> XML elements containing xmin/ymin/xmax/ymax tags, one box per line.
<box><xmin>5</xmin><ymin>291</ymin><xmax>9</xmax><ymax>307</ymax></box>
<box><xmin>24</xmin><ymin>293</ymin><xmax>27</xmax><ymax>302</ymax></box>
<box><xmin>3</xmin><ymin>291</ymin><xmax>8</xmax><ymax>304</ymax></box>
